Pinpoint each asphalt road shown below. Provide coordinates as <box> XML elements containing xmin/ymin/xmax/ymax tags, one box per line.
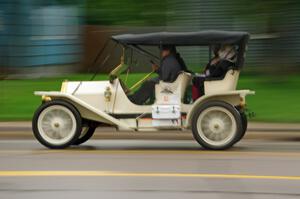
<box><xmin>1</xmin><ymin>131</ymin><xmax>300</xmax><ymax>199</ymax></box>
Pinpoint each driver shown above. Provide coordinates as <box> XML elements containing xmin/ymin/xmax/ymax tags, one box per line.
<box><xmin>128</xmin><ymin>45</ymin><xmax>183</xmax><ymax>105</ymax></box>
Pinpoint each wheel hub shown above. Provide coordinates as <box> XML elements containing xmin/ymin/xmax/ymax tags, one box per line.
<box><xmin>54</xmin><ymin>122</ymin><xmax>60</xmax><ymax>128</ymax></box>
<box><xmin>209</xmin><ymin>118</ymin><xmax>224</xmax><ymax>134</ymax></box>
<box><xmin>50</xmin><ymin>118</ymin><xmax>64</xmax><ymax>132</ymax></box>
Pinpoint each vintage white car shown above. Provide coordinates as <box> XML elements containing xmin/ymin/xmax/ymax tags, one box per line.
<box><xmin>32</xmin><ymin>31</ymin><xmax>254</xmax><ymax>150</ymax></box>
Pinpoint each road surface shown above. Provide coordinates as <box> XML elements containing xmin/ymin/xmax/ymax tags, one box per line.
<box><xmin>1</xmin><ymin>127</ymin><xmax>300</xmax><ymax>199</ymax></box>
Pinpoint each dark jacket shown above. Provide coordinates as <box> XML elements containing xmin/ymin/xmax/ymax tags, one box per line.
<box><xmin>175</xmin><ymin>53</ymin><xmax>189</xmax><ymax>73</ymax></box>
<box><xmin>157</xmin><ymin>54</ymin><xmax>182</xmax><ymax>82</ymax></box>
<box><xmin>206</xmin><ymin>59</ymin><xmax>234</xmax><ymax>78</ymax></box>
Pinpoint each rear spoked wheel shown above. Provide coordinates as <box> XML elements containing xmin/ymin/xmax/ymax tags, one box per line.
<box><xmin>235</xmin><ymin>111</ymin><xmax>248</xmax><ymax>143</ymax></box>
<box><xmin>192</xmin><ymin>101</ymin><xmax>243</xmax><ymax>150</ymax></box>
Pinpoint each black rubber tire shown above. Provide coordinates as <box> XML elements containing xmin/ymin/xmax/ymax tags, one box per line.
<box><xmin>32</xmin><ymin>100</ymin><xmax>82</xmax><ymax>149</ymax></box>
<box><xmin>73</xmin><ymin>126</ymin><xmax>96</xmax><ymax>145</ymax></box>
<box><xmin>235</xmin><ymin>111</ymin><xmax>248</xmax><ymax>143</ymax></box>
<box><xmin>191</xmin><ymin>101</ymin><xmax>243</xmax><ymax>150</ymax></box>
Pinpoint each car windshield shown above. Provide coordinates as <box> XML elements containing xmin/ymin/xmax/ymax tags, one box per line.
<box><xmin>109</xmin><ymin>45</ymin><xmax>160</xmax><ymax>80</ymax></box>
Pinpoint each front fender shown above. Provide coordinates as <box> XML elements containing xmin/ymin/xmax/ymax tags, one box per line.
<box><xmin>185</xmin><ymin>90</ymin><xmax>254</xmax><ymax>128</ymax></box>
<box><xmin>34</xmin><ymin>91</ymin><xmax>133</xmax><ymax>130</ymax></box>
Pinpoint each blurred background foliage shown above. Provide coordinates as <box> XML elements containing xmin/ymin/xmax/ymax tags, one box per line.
<box><xmin>2</xmin><ymin>0</ymin><xmax>300</xmax><ymax>73</ymax></box>
<box><xmin>85</xmin><ymin>0</ymin><xmax>167</xmax><ymax>26</ymax></box>
<box><xmin>79</xmin><ymin>0</ymin><xmax>300</xmax><ymax>74</ymax></box>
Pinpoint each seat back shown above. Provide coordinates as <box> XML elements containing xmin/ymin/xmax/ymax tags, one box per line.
<box><xmin>155</xmin><ymin>72</ymin><xmax>192</xmax><ymax>104</ymax></box>
<box><xmin>204</xmin><ymin>69</ymin><xmax>240</xmax><ymax>95</ymax></box>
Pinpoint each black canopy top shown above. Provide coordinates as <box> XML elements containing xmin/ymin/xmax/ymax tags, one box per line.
<box><xmin>112</xmin><ymin>30</ymin><xmax>249</xmax><ymax>46</ymax></box>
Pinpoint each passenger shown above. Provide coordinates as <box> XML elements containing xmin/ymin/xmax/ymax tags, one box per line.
<box><xmin>128</xmin><ymin>45</ymin><xmax>183</xmax><ymax>105</ymax></box>
<box><xmin>204</xmin><ymin>44</ymin><xmax>237</xmax><ymax>78</ymax></box>
<box><xmin>192</xmin><ymin>45</ymin><xmax>237</xmax><ymax>100</ymax></box>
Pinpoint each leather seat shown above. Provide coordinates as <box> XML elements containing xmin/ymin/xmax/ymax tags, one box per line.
<box><xmin>155</xmin><ymin>72</ymin><xmax>192</xmax><ymax>104</ymax></box>
<box><xmin>204</xmin><ymin>69</ymin><xmax>240</xmax><ymax>95</ymax></box>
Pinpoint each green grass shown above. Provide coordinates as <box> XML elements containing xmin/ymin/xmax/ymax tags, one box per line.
<box><xmin>1</xmin><ymin>73</ymin><xmax>300</xmax><ymax>122</ymax></box>
<box><xmin>237</xmin><ymin>75</ymin><xmax>300</xmax><ymax>123</ymax></box>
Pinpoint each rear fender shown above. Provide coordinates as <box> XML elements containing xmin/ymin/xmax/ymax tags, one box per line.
<box><xmin>185</xmin><ymin>90</ymin><xmax>254</xmax><ymax>128</ymax></box>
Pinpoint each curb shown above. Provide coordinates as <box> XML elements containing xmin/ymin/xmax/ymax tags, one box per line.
<box><xmin>1</xmin><ymin>122</ymin><xmax>300</xmax><ymax>140</ymax></box>
<box><xmin>1</xmin><ymin>122</ymin><xmax>300</xmax><ymax>132</ymax></box>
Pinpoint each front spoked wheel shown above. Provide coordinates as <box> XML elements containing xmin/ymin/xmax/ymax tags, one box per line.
<box><xmin>32</xmin><ymin>100</ymin><xmax>82</xmax><ymax>149</ymax></box>
<box><xmin>192</xmin><ymin>101</ymin><xmax>243</xmax><ymax>150</ymax></box>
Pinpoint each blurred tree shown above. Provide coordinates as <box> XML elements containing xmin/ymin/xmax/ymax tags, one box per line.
<box><xmin>232</xmin><ymin>0</ymin><xmax>300</xmax><ymax>33</ymax></box>
<box><xmin>85</xmin><ymin>0</ymin><xmax>167</xmax><ymax>26</ymax></box>
<box><xmin>231</xmin><ymin>0</ymin><xmax>300</xmax><ymax>73</ymax></box>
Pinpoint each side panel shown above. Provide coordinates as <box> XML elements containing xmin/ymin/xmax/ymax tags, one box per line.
<box><xmin>63</xmin><ymin>81</ymin><xmax>115</xmax><ymax>113</ymax></box>
<box><xmin>112</xmin><ymin>79</ymin><xmax>152</xmax><ymax>114</ymax></box>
